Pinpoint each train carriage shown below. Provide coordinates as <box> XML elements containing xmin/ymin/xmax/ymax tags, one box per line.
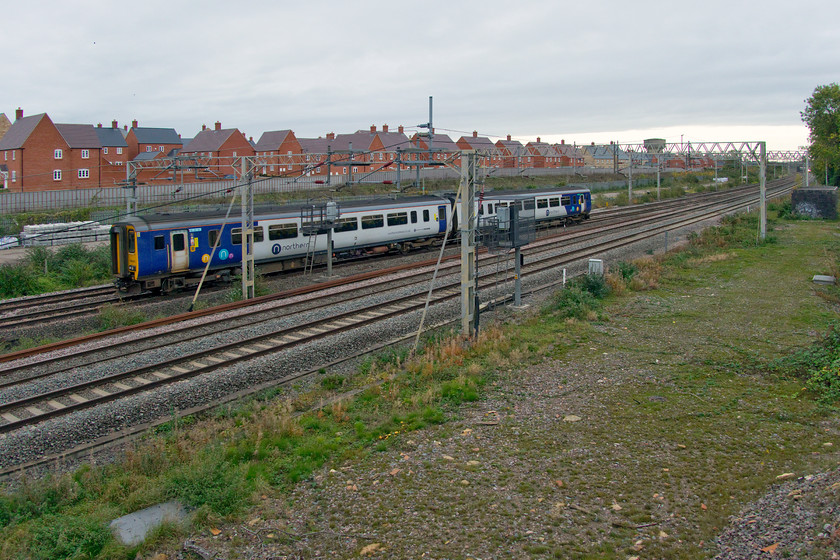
<box><xmin>111</xmin><ymin>196</ymin><xmax>450</xmax><ymax>293</ymax></box>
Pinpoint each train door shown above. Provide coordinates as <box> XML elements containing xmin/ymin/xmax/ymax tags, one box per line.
<box><xmin>437</xmin><ymin>205</ymin><xmax>448</xmax><ymax>233</ymax></box>
<box><xmin>170</xmin><ymin>230</ymin><xmax>189</xmax><ymax>272</ymax></box>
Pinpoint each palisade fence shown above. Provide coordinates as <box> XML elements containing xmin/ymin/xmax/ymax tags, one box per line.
<box><xmin>0</xmin><ymin>165</ymin><xmax>649</xmax><ymax>217</ymax></box>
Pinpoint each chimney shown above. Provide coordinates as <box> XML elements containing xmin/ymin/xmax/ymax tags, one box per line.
<box><xmin>249</xmin><ymin>136</ymin><xmax>254</xmax><ymax>142</ymax></box>
<box><xmin>124</xmin><ymin>125</ymin><xmax>128</xmax><ymax>131</ymax></box>
<box><xmin>591</xmin><ymin>142</ymin><xmax>595</xmax><ymax>146</ymax></box>
<box><xmin>112</xmin><ymin>120</ymin><xmax>118</xmax><ymax>129</ymax></box>
<box><xmin>382</xmin><ymin>124</ymin><xmax>389</xmax><ymax>133</ymax></box>
<box><xmin>370</xmin><ymin>125</ymin><xmax>376</xmax><ymax>133</ymax></box>
<box><xmin>132</xmin><ymin>119</ymin><xmax>138</xmax><ymax>129</ymax></box>
<box><xmin>215</xmin><ymin>121</ymin><xmax>221</xmax><ymax>131</ymax></box>
<box><xmin>202</xmin><ymin>124</ymin><xmax>207</xmax><ymax>131</ymax></box>
<box><xmin>472</xmin><ymin>130</ymin><xmax>478</xmax><ymax>138</ymax></box>
<box><xmin>327</xmin><ymin>132</ymin><xmax>335</xmax><ymax>140</ymax></box>
<box><xmin>398</xmin><ymin>125</ymin><xmax>404</xmax><ymax>134</ymax></box>
<box><xmin>537</xmin><ymin>137</ymin><xmax>541</xmax><ymax>143</ymax></box>
<box><xmin>507</xmin><ymin>134</ymin><xmax>511</xmax><ymax>141</ymax></box>
<box><xmin>97</xmin><ymin>123</ymin><xmax>103</xmax><ymax>128</ymax></box>
<box><xmin>561</xmin><ymin>139</ymin><xmax>565</xmax><ymax>145</ymax></box>
<box><xmin>15</xmin><ymin>108</ymin><xmax>23</xmax><ymax>120</ymax></box>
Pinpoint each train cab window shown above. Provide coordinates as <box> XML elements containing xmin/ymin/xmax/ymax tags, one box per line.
<box><xmin>208</xmin><ymin>230</ymin><xmax>220</xmax><ymax>247</ymax></box>
<box><xmin>334</xmin><ymin>217</ymin><xmax>358</xmax><ymax>233</ymax></box>
<box><xmin>561</xmin><ymin>195</ymin><xmax>571</xmax><ymax>205</ymax></box>
<box><xmin>268</xmin><ymin>223</ymin><xmax>298</xmax><ymax>240</ymax></box>
<box><xmin>387</xmin><ymin>212</ymin><xmax>408</xmax><ymax>226</ymax></box>
<box><xmin>537</xmin><ymin>199</ymin><xmax>548</xmax><ymax>209</ymax></box>
<box><xmin>423</xmin><ymin>209</ymin><xmax>430</xmax><ymax>222</ymax></box>
<box><xmin>362</xmin><ymin>214</ymin><xmax>384</xmax><ymax>229</ymax></box>
<box><xmin>127</xmin><ymin>230</ymin><xmax>136</xmax><ymax>253</ymax></box>
<box><xmin>410</xmin><ymin>211</ymin><xmax>418</xmax><ymax>224</ymax></box>
<box><xmin>549</xmin><ymin>198</ymin><xmax>560</xmax><ymax>207</ymax></box>
<box><xmin>153</xmin><ymin>235</ymin><xmax>165</xmax><ymax>250</ymax></box>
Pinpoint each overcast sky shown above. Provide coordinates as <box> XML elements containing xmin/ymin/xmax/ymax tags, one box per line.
<box><xmin>3</xmin><ymin>0</ymin><xmax>837</xmax><ymax>151</ymax></box>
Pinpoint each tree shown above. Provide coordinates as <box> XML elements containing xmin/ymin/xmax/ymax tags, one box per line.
<box><xmin>802</xmin><ymin>83</ymin><xmax>840</xmax><ymax>186</ymax></box>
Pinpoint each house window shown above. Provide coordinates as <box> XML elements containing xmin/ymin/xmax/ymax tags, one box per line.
<box><xmin>232</xmin><ymin>152</ymin><xmax>237</xmax><ymax>157</ymax></box>
<box><xmin>54</xmin><ymin>149</ymin><xmax>63</xmax><ymax>159</ymax></box>
<box><xmin>146</xmin><ymin>146</ymin><xmax>152</xmax><ymax>152</ymax></box>
<box><xmin>159</xmin><ymin>146</ymin><xmax>164</xmax><ymax>152</ymax></box>
<box><xmin>103</xmin><ymin>147</ymin><xmax>108</xmax><ymax>155</ymax></box>
<box><xmin>53</xmin><ymin>170</ymin><xmax>62</xmax><ymax>181</ymax></box>
<box><xmin>116</xmin><ymin>147</ymin><xmax>123</xmax><ymax>155</ymax></box>
<box><xmin>81</xmin><ymin>149</ymin><xmax>90</xmax><ymax>159</ymax></box>
<box><xmin>11</xmin><ymin>171</ymin><xmax>16</xmax><ymax>182</ymax></box>
<box><xmin>115</xmin><ymin>161</ymin><xmax>124</xmax><ymax>166</ymax></box>
<box><xmin>78</xmin><ymin>169</ymin><xmax>90</xmax><ymax>179</ymax></box>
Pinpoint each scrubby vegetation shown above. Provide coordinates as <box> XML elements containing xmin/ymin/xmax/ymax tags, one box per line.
<box><xmin>0</xmin><ymin>244</ymin><xmax>112</xmax><ymax>299</ymax></box>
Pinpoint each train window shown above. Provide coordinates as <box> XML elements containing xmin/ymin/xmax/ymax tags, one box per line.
<box><xmin>208</xmin><ymin>230</ymin><xmax>219</xmax><ymax>247</ymax></box>
<box><xmin>231</xmin><ymin>227</ymin><xmax>264</xmax><ymax>244</ymax></box>
<box><xmin>172</xmin><ymin>233</ymin><xmax>185</xmax><ymax>252</ymax></box>
<box><xmin>334</xmin><ymin>217</ymin><xmax>358</xmax><ymax>233</ymax></box>
<box><xmin>561</xmin><ymin>195</ymin><xmax>571</xmax><ymax>205</ymax></box>
<box><xmin>361</xmin><ymin>215</ymin><xmax>384</xmax><ymax>229</ymax></box>
<box><xmin>423</xmin><ymin>209</ymin><xmax>430</xmax><ymax>222</ymax></box>
<box><xmin>153</xmin><ymin>235</ymin><xmax>165</xmax><ymax>250</ymax></box>
<box><xmin>549</xmin><ymin>198</ymin><xmax>560</xmax><ymax>207</ymax></box>
<box><xmin>410</xmin><ymin>211</ymin><xmax>417</xmax><ymax>224</ymax></box>
<box><xmin>128</xmin><ymin>230</ymin><xmax>136</xmax><ymax>253</ymax></box>
<box><xmin>268</xmin><ymin>223</ymin><xmax>298</xmax><ymax>240</ymax></box>
<box><xmin>537</xmin><ymin>199</ymin><xmax>548</xmax><ymax>209</ymax></box>
<box><xmin>497</xmin><ymin>202</ymin><xmax>508</xmax><ymax>208</ymax></box>
<box><xmin>387</xmin><ymin>212</ymin><xmax>408</xmax><ymax>226</ymax></box>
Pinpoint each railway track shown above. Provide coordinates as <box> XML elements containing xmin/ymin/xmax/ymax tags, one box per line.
<box><xmin>0</xmin><ymin>179</ymin><xmax>793</xmax><ymax>448</ymax></box>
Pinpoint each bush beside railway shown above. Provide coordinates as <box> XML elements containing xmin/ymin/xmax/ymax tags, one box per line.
<box><xmin>0</xmin><ymin>244</ymin><xmax>112</xmax><ymax>299</ymax></box>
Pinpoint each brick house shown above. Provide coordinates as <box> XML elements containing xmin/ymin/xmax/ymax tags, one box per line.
<box><xmin>554</xmin><ymin>141</ymin><xmax>585</xmax><ymax>168</ymax></box>
<box><xmin>325</xmin><ymin>125</ymin><xmax>411</xmax><ymax>176</ymax></box>
<box><xmin>253</xmin><ymin>130</ymin><xmax>302</xmax><ymax>176</ymax></box>
<box><xmin>95</xmin><ymin>120</ymin><xmax>129</xmax><ymax>186</ymax></box>
<box><xmin>0</xmin><ymin>109</ymin><xmax>104</xmax><ymax>192</ymax></box>
<box><xmin>525</xmin><ymin>138</ymin><xmax>562</xmax><ymax>169</ymax></box>
<box><xmin>124</xmin><ymin>120</ymin><xmax>183</xmax><ymax>161</ymax></box>
<box><xmin>410</xmin><ymin>131</ymin><xmax>460</xmax><ymax>168</ymax></box>
<box><xmin>457</xmin><ymin>131</ymin><xmax>501</xmax><ymax>167</ymax></box>
<box><xmin>496</xmin><ymin>135</ymin><xmax>525</xmax><ymax>169</ymax></box>
<box><xmin>0</xmin><ymin>113</ymin><xmax>11</xmax><ymax>142</ymax></box>
<box><xmin>179</xmin><ymin>122</ymin><xmax>255</xmax><ymax>179</ymax></box>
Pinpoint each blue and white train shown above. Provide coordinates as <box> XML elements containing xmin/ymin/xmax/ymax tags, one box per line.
<box><xmin>110</xmin><ymin>187</ymin><xmax>590</xmax><ymax>293</ymax></box>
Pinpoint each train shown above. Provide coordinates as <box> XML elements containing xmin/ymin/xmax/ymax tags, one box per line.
<box><xmin>109</xmin><ymin>187</ymin><xmax>591</xmax><ymax>294</ymax></box>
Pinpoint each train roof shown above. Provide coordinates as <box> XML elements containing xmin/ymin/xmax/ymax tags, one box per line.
<box><xmin>113</xmin><ymin>195</ymin><xmax>449</xmax><ymax>229</ymax></box>
<box><xmin>480</xmin><ymin>186</ymin><xmax>591</xmax><ymax>199</ymax></box>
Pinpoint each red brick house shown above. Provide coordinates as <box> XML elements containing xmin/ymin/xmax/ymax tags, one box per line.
<box><xmin>0</xmin><ymin>109</ymin><xmax>104</xmax><ymax>192</ymax></box>
<box><xmin>457</xmin><ymin>131</ymin><xmax>501</xmax><ymax>167</ymax></box>
<box><xmin>253</xmin><ymin>130</ymin><xmax>302</xmax><ymax>176</ymax></box>
<box><xmin>179</xmin><ymin>122</ymin><xmax>255</xmax><ymax>179</ymax></box>
<box><xmin>411</xmin><ymin>131</ymin><xmax>461</xmax><ymax>168</ymax></box>
<box><xmin>525</xmin><ymin>138</ymin><xmax>560</xmax><ymax>169</ymax></box>
<box><xmin>496</xmin><ymin>135</ymin><xmax>525</xmax><ymax>169</ymax></box>
<box><xmin>95</xmin><ymin>120</ymin><xmax>129</xmax><ymax>186</ymax></box>
<box><xmin>0</xmin><ymin>113</ymin><xmax>11</xmax><ymax>142</ymax></box>
<box><xmin>554</xmin><ymin>141</ymin><xmax>585</xmax><ymax>168</ymax></box>
<box><xmin>124</xmin><ymin>120</ymin><xmax>183</xmax><ymax>161</ymax></box>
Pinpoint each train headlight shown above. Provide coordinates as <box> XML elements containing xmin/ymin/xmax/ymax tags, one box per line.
<box><xmin>128</xmin><ymin>265</ymin><xmax>136</xmax><ymax>272</ymax></box>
